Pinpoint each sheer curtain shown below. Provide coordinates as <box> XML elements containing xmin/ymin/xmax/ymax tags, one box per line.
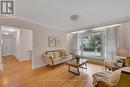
<box><xmin>69</xmin><ymin>27</ymin><xmax>118</xmax><ymax>59</ymax></box>
<box><xmin>70</xmin><ymin>33</ymin><xmax>78</xmax><ymax>55</ymax></box>
<box><xmin>104</xmin><ymin>27</ymin><xmax>118</xmax><ymax>60</ymax></box>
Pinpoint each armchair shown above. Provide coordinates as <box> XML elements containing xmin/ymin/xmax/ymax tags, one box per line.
<box><xmin>125</xmin><ymin>56</ymin><xmax>130</xmax><ymax>66</ymax></box>
<box><xmin>93</xmin><ymin>67</ymin><xmax>130</xmax><ymax>87</ymax></box>
<box><xmin>104</xmin><ymin>56</ymin><xmax>124</xmax><ymax>71</ymax></box>
<box><xmin>96</xmin><ymin>71</ymin><xmax>130</xmax><ymax>87</ymax></box>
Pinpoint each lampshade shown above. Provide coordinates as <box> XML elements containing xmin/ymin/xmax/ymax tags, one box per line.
<box><xmin>117</xmin><ymin>48</ymin><xmax>129</xmax><ymax>57</ymax></box>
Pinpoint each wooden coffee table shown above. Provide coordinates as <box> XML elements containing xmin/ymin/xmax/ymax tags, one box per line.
<box><xmin>66</xmin><ymin>58</ymin><xmax>88</xmax><ymax>75</ymax></box>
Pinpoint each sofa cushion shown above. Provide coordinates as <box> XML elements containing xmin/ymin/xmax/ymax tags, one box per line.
<box><xmin>61</xmin><ymin>50</ymin><xmax>66</xmax><ymax>56</ymax></box>
<box><xmin>65</xmin><ymin>50</ymin><xmax>70</xmax><ymax>56</ymax></box>
<box><xmin>59</xmin><ymin>51</ymin><xmax>62</xmax><ymax>57</ymax></box>
<box><xmin>53</xmin><ymin>52</ymin><xmax>60</xmax><ymax>58</ymax></box>
<box><xmin>47</xmin><ymin>52</ymin><xmax>53</xmax><ymax>58</ymax></box>
<box><xmin>53</xmin><ymin>57</ymin><xmax>62</xmax><ymax>61</ymax></box>
<box><xmin>61</xmin><ymin>50</ymin><xmax>70</xmax><ymax>56</ymax></box>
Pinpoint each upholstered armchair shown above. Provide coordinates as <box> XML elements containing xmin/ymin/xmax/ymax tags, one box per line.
<box><xmin>104</xmin><ymin>56</ymin><xmax>130</xmax><ymax>71</ymax></box>
<box><xmin>125</xmin><ymin>57</ymin><xmax>130</xmax><ymax>67</ymax></box>
<box><xmin>93</xmin><ymin>67</ymin><xmax>130</xmax><ymax>87</ymax></box>
<box><xmin>104</xmin><ymin>56</ymin><xmax>123</xmax><ymax>71</ymax></box>
<box><xmin>96</xmin><ymin>71</ymin><xmax>130</xmax><ymax>87</ymax></box>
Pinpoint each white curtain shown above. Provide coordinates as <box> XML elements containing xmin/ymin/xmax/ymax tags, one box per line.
<box><xmin>70</xmin><ymin>33</ymin><xmax>78</xmax><ymax>55</ymax></box>
<box><xmin>104</xmin><ymin>27</ymin><xmax>118</xmax><ymax>60</ymax></box>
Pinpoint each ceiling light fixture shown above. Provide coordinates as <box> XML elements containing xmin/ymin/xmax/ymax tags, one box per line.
<box><xmin>70</xmin><ymin>15</ymin><xmax>79</xmax><ymax>21</ymax></box>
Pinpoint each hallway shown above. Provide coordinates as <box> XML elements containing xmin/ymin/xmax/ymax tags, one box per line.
<box><xmin>2</xmin><ymin>55</ymin><xmax>18</xmax><ymax>64</ymax></box>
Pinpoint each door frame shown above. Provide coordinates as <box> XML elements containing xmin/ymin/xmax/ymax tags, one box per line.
<box><xmin>0</xmin><ymin>25</ymin><xmax>4</xmax><ymax>72</ymax></box>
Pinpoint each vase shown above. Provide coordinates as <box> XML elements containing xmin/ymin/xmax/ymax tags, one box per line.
<box><xmin>76</xmin><ymin>58</ymin><xmax>80</xmax><ymax>62</ymax></box>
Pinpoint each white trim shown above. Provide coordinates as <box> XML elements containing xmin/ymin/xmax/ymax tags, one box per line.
<box><xmin>14</xmin><ymin>17</ymin><xmax>66</xmax><ymax>32</ymax></box>
<box><xmin>68</xmin><ymin>18</ymin><xmax>130</xmax><ymax>33</ymax></box>
<box><xmin>0</xmin><ymin>17</ymin><xmax>66</xmax><ymax>32</ymax></box>
<box><xmin>71</xmin><ymin>24</ymin><xmax>121</xmax><ymax>34</ymax></box>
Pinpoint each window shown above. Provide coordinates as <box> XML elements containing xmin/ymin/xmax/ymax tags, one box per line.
<box><xmin>78</xmin><ymin>31</ymin><xmax>104</xmax><ymax>58</ymax></box>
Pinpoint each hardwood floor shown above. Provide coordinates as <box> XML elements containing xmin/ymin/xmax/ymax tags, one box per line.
<box><xmin>2</xmin><ymin>55</ymin><xmax>19</xmax><ymax>64</ymax></box>
<box><xmin>0</xmin><ymin>56</ymin><xmax>104</xmax><ymax>87</ymax></box>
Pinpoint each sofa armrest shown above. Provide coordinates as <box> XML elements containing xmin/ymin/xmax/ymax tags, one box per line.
<box><xmin>42</xmin><ymin>55</ymin><xmax>54</xmax><ymax>66</ymax></box>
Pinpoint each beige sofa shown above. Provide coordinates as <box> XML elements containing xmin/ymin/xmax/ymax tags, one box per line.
<box><xmin>43</xmin><ymin>50</ymin><xmax>72</xmax><ymax>69</ymax></box>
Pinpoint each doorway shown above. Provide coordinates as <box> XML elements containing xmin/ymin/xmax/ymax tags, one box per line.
<box><xmin>1</xmin><ymin>26</ymin><xmax>17</xmax><ymax>63</ymax></box>
<box><xmin>0</xmin><ymin>25</ymin><xmax>33</xmax><ymax>65</ymax></box>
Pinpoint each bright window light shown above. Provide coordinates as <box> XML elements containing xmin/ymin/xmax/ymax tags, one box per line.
<box><xmin>8</xmin><ymin>29</ymin><xmax>15</xmax><ymax>32</ymax></box>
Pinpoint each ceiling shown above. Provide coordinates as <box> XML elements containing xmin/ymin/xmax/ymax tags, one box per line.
<box><xmin>15</xmin><ymin>0</ymin><xmax>130</xmax><ymax>32</ymax></box>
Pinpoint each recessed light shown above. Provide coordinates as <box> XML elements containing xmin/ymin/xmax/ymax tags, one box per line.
<box><xmin>70</xmin><ymin>15</ymin><xmax>79</xmax><ymax>21</ymax></box>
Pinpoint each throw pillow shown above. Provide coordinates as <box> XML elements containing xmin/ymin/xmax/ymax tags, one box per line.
<box><xmin>65</xmin><ymin>50</ymin><xmax>70</xmax><ymax>56</ymax></box>
<box><xmin>53</xmin><ymin>52</ymin><xmax>59</xmax><ymax>58</ymax></box>
<box><xmin>47</xmin><ymin>52</ymin><xmax>54</xmax><ymax>58</ymax></box>
<box><xmin>61</xmin><ymin>50</ymin><xmax>66</xmax><ymax>56</ymax></box>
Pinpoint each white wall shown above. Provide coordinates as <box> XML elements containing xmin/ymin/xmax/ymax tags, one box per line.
<box><xmin>16</xmin><ymin>29</ymin><xmax>33</xmax><ymax>61</ymax></box>
<box><xmin>117</xmin><ymin>23</ymin><xmax>129</xmax><ymax>49</ymax></box>
<box><xmin>0</xmin><ymin>42</ymin><xmax>1</xmax><ymax>63</ymax></box>
<box><xmin>33</xmin><ymin>27</ymin><xmax>67</xmax><ymax>68</ymax></box>
<box><xmin>117</xmin><ymin>22</ymin><xmax>130</xmax><ymax>54</ymax></box>
<box><xmin>0</xmin><ymin>27</ymin><xmax>3</xmax><ymax>72</ymax></box>
<box><xmin>0</xmin><ymin>18</ymin><xmax>67</xmax><ymax>69</ymax></box>
<box><xmin>127</xmin><ymin>21</ymin><xmax>130</xmax><ymax>54</ymax></box>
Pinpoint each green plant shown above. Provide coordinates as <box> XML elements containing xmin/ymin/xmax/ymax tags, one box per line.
<box><xmin>75</xmin><ymin>55</ymin><xmax>80</xmax><ymax>62</ymax></box>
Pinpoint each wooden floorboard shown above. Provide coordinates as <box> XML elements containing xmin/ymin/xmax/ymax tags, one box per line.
<box><xmin>0</xmin><ymin>56</ymin><xmax>104</xmax><ymax>87</ymax></box>
<box><xmin>2</xmin><ymin>55</ymin><xmax>19</xmax><ymax>64</ymax></box>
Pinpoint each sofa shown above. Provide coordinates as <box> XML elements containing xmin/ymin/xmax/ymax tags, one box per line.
<box><xmin>43</xmin><ymin>50</ymin><xmax>72</xmax><ymax>69</ymax></box>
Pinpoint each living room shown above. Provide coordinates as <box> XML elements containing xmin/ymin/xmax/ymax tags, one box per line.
<box><xmin>0</xmin><ymin>0</ymin><xmax>130</xmax><ymax>87</ymax></box>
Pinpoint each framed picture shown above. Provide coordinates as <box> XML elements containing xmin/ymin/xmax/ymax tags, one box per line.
<box><xmin>55</xmin><ymin>37</ymin><xmax>61</xmax><ymax>47</ymax></box>
<box><xmin>48</xmin><ymin>36</ymin><xmax>55</xmax><ymax>47</ymax></box>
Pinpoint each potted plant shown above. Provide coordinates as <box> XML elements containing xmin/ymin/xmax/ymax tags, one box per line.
<box><xmin>75</xmin><ymin>55</ymin><xmax>80</xmax><ymax>62</ymax></box>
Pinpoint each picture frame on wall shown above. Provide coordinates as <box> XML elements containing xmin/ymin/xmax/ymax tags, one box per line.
<box><xmin>48</xmin><ymin>36</ymin><xmax>61</xmax><ymax>47</ymax></box>
<box><xmin>55</xmin><ymin>37</ymin><xmax>61</xmax><ymax>47</ymax></box>
<box><xmin>48</xmin><ymin>36</ymin><xmax>55</xmax><ymax>47</ymax></box>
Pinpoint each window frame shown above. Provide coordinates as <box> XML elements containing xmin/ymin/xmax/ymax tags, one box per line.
<box><xmin>78</xmin><ymin>31</ymin><xmax>105</xmax><ymax>59</ymax></box>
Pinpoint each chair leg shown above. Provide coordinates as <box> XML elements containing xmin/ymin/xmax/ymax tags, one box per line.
<box><xmin>52</xmin><ymin>65</ymin><xmax>55</xmax><ymax>70</ymax></box>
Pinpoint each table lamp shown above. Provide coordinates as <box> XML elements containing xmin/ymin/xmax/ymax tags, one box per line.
<box><xmin>117</xmin><ymin>48</ymin><xmax>129</xmax><ymax>66</ymax></box>
<box><xmin>117</xmin><ymin>48</ymin><xmax>129</xmax><ymax>59</ymax></box>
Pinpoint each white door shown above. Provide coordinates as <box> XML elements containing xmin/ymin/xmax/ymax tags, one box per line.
<box><xmin>2</xmin><ymin>34</ymin><xmax>16</xmax><ymax>56</ymax></box>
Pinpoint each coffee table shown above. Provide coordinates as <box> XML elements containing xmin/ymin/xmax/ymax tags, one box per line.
<box><xmin>66</xmin><ymin>58</ymin><xmax>88</xmax><ymax>75</ymax></box>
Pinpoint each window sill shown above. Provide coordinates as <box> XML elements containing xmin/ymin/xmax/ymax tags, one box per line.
<box><xmin>81</xmin><ymin>56</ymin><xmax>104</xmax><ymax>60</ymax></box>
